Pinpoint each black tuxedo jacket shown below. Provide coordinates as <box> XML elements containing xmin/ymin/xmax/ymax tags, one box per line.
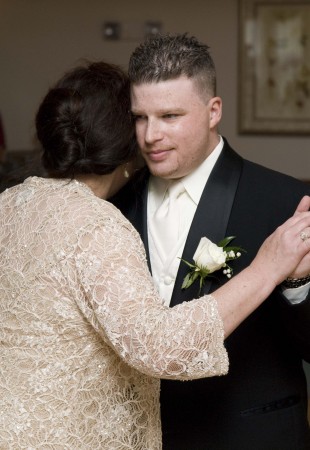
<box><xmin>113</xmin><ymin>139</ymin><xmax>310</xmax><ymax>450</ymax></box>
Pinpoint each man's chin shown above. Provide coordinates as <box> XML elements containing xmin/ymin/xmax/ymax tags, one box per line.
<box><xmin>149</xmin><ymin>167</ymin><xmax>176</xmax><ymax>179</ymax></box>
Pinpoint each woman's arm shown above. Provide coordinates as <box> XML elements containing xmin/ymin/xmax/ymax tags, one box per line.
<box><xmin>74</xmin><ymin>198</ymin><xmax>310</xmax><ymax>379</ymax></box>
<box><xmin>74</xmin><ymin>213</ymin><xmax>228</xmax><ymax>380</ymax></box>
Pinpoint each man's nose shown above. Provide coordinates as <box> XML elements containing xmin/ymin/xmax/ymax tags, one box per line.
<box><xmin>145</xmin><ymin>119</ymin><xmax>162</xmax><ymax>144</ymax></box>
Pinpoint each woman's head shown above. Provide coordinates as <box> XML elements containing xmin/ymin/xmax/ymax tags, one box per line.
<box><xmin>36</xmin><ymin>61</ymin><xmax>137</xmax><ymax>178</ymax></box>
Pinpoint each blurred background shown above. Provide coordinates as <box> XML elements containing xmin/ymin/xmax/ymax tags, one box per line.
<box><xmin>0</xmin><ymin>0</ymin><xmax>309</xmax><ymax>413</ymax></box>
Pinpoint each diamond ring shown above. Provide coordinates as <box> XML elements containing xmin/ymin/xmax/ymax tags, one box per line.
<box><xmin>300</xmin><ymin>231</ymin><xmax>310</xmax><ymax>242</ymax></box>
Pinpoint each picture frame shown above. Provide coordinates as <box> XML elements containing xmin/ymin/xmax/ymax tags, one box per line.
<box><xmin>238</xmin><ymin>0</ymin><xmax>310</xmax><ymax>134</ymax></box>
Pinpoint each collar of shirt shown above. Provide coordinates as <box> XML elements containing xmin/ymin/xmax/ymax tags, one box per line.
<box><xmin>148</xmin><ymin>136</ymin><xmax>224</xmax><ymax>213</ymax></box>
<box><xmin>182</xmin><ymin>136</ymin><xmax>223</xmax><ymax>204</ymax></box>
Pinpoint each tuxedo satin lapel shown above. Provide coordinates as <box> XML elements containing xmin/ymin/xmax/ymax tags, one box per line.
<box><xmin>170</xmin><ymin>144</ymin><xmax>243</xmax><ymax>306</ymax></box>
<box><xmin>125</xmin><ymin>170</ymin><xmax>152</xmax><ymax>272</ymax></box>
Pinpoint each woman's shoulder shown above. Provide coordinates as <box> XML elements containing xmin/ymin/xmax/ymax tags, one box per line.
<box><xmin>10</xmin><ymin>176</ymin><xmax>136</xmax><ymax>235</ymax></box>
<box><xmin>60</xmin><ymin>179</ymin><xmax>140</xmax><ymax>238</ymax></box>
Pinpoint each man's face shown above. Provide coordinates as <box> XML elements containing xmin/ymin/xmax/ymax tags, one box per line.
<box><xmin>131</xmin><ymin>76</ymin><xmax>221</xmax><ymax>180</ymax></box>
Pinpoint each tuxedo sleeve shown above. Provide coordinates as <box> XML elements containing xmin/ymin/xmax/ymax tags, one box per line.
<box><xmin>277</xmin><ymin>289</ymin><xmax>310</xmax><ymax>362</ymax></box>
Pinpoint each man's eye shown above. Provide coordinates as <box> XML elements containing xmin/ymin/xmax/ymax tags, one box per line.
<box><xmin>163</xmin><ymin>114</ymin><xmax>178</xmax><ymax>119</ymax></box>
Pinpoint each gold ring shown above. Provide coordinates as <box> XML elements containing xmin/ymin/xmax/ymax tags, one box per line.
<box><xmin>300</xmin><ymin>231</ymin><xmax>310</xmax><ymax>242</ymax></box>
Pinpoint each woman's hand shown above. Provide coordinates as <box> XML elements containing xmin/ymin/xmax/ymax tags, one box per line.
<box><xmin>252</xmin><ymin>196</ymin><xmax>310</xmax><ymax>286</ymax></box>
<box><xmin>286</xmin><ymin>195</ymin><xmax>310</xmax><ymax>279</ymax></box>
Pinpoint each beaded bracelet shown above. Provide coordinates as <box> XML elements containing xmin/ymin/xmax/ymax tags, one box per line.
<box><xmin>282</xmin><ymin>274</ymin><xmax>310</xmax><ymax>289</ymax></box>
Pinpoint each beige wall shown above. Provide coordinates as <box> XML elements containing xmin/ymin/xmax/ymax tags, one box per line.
<box><xmin>0</xmin><ymin>0</ymin><xmax>309</xmax><ymax>182</ymax></box>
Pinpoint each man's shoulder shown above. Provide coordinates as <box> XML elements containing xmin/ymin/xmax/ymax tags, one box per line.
<box><xmin>242</xmin><ymin>158</ymin><xmax>309</xmax><ymax>192</ymax></box>
<box><xmin>222</xmin><ymin>138</ymin><xmax>309</xmax><ymax>194</ymax></box>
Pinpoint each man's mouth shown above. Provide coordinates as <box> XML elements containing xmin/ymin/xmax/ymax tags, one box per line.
<box><xmin>147</xmin><ymin>149</ymin><xmax>171</xmax><ymax>161</ymax></box>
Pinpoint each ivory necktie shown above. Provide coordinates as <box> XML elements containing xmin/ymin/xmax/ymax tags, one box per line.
<box><xmin>152</xmin><ymin>181</ymin><xmax>185</xmax><ymax>257</ymax></box>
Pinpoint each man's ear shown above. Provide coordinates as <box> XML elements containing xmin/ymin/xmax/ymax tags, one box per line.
<box><xmin>209</xmin><ymin>96</ymin><xmax>222</xmax><ymax>128</ymax></box>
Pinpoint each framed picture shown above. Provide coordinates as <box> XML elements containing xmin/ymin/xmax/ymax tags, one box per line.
<box><xmin>238</xmin><ymin>0</ymin><xmax>310</xmax><ymax>134</ymax></box>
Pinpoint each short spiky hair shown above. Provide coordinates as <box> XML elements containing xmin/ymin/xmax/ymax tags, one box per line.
<box><xmin>128</xmin><ymin>33</ymin><xmax>217</xmax><ymax>98</ymax></box>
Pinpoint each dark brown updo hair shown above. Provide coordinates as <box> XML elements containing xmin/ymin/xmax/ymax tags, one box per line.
<box><xmin>36</xmin><ymin>61</ymin><xmax>137</xmax><ymax>178</ymax></box>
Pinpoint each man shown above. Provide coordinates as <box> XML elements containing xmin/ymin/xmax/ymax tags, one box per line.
<box><xmin>115</xmin><ymin>34</ymin><xmax>310</xmax><ymax>449</ymax></box>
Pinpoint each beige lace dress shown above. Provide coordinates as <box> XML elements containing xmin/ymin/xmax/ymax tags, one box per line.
<box><xmin>0</xmin><ymin>177</ymin><xmax>228</xmax><ymax>449</ymax></box>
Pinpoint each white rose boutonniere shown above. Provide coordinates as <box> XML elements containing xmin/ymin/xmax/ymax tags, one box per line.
<box><xmin>181</xmin><ymin>236</ymin><xmax>244</xmax><ymax>292</ymax></box>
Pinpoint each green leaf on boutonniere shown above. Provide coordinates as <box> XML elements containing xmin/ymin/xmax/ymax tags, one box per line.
<box><xmin>217</xmin><ymin>236</ymin><xmax>236</xmax><ymax>248</ymax></box>
<box><xmin>181</xmin><ymin>271</ymin><xmax>199</xmax><ymax>289</ymax></box>
<box><xmin>180</xmin><ymin>259</ymin><xmax>212</xmax><ymax>291</ymax></box>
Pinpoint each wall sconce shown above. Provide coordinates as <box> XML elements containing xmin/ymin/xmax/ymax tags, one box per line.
<box><xmin>102</xmin><ymin>20</ymin><xmax>163</xmax><ymax>41</ymax></box>
<box><xmin>103</xmin><ymin>22</ymin><xmax>121</xmax><ymax>40</ymax></box>
<box><xmin>145</xmin><ymin>21</ymin><xmax>162</xmax><ymax>38</ymax></box>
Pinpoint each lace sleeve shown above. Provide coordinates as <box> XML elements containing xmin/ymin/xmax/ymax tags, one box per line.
<box><xmin>72</xmin><ymin>212</ymin><xmax>228</xmax><ymax>380</ymax></box>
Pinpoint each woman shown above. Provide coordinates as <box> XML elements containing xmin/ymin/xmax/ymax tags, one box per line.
<box><xmin>0</xmin><ymin>61</ymin><xmax>309</xmax><ymax>449</ymax></box>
